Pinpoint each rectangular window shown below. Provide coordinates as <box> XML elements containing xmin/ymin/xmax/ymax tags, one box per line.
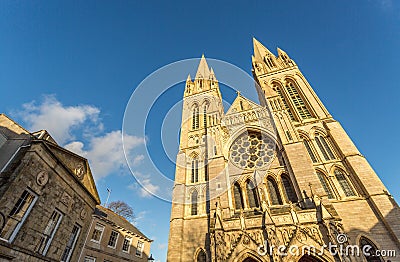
<box><xmin>107</xmin><ymin>230</ymin><xmax>119</xmax><ymax>248</ymax></box>
<box><xmin>90</xmin><ymin>223</ymin><xmax>104</xmax><ymax>243</ymax></box>
<box><xmin>61</xmin><ymin>224</ymin><xmax>81</xmax><ymax>262</ymax></box>
<box><xmin>0</xmin><ymin>189</ymin><xmax>38</xmax><ymax>242</ymax></box>
<box><xmin>83</xmin><ymin>256</ymin><xmax>96</xmax><ymax>262</ymax></box>
<box><xmin>136</xmin><ymin>240</ymin><xmax>144</xmax><ymax>257</ymax></box>
<box><xmin>122</xmin><ymin>237</ymin><xmax>132</xmax><ymax>253</ymax></box>
<box><xmin>37</xmin><ymin>209</ymin><xmax>63</xmax><ymax>255</ymax></box>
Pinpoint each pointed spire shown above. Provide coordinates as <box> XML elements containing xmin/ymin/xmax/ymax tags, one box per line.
<box><xmin>209</xmin><ymin>67</ymin><xmax>217</xmax><ymax>81</ymax></box>
<box><xmin>253</xmin><ymin>37</ymin><xmax>276</xmax><ymax>60</ymax></box>
<box><xmin>186</xmin><ymin>74</ymin><xmax>192</xmax><ymax>82</ymax></box>
<box><xmin>195</xmin><ymin>54</ymin><xmax>211</xmax><ymax>79</ymax></box>
<box><xmin>277</xmin><ymin>47</ymin><xmax>286</xmax><ymax>56</ymax></box>
<box><xmin>277</xmin><ymin>47</ymin><xmax>296</xmax><ymax>66</ymax></box>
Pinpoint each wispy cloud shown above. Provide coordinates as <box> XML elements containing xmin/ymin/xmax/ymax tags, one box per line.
<box><xmin>128</xmin><ymin>172</ymin><xmax>160</xmax><ymax>198</ymax></box>
<box><xmin>15</xmin><ymin>94</ymin><xmax>102</xmax><ymax>144</ymax></box>
<box><xmin>132</xmin><ymin>154</ymin><xmax>145</xmax><ymax>166</ymax></box>
<box><xmin>65</xmin><ymin>131</ymin><xmax>144</xmax><ymax>179</ymax></box>
<box><xmin>132</xmin><ymin>210</ymin><xmax>148</xmax><ymax>226</ymax></box>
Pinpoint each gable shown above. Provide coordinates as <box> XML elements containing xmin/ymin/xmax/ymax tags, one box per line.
<box><xmin>46</xmin><ymin>142</ymin><xmax>100</xmax><ymax>204</ymax></box>
<box><xmin>225</xmin><ymin>94</ymin><xmax>263</xmax><ymax>116</ymax></box>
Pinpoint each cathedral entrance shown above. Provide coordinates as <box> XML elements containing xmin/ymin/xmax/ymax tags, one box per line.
<box><xmin>242</xmin><ymin>258</ymin><xmax>259</xmax><ymax>262</ymax></box>
<box><xmin>298</xmin><ymin>255</ymin><xmax>324</xmax><ymax>262</ymax></box>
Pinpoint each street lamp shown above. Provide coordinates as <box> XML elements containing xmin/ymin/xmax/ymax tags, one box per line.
<box><xmin>148</xmin><ymin>254</ymin><xmax>155</xmax><ymax>262</ymax></box>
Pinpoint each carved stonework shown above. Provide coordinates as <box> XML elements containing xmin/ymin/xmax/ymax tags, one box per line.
<box><xmin>36</xmin><ymin>171</ymin><xmax>49</xmax><ymax>186</ymax></box>
<box><xmin>60</xmin><ymin>191</ymin><xmax>73</xmax><ymax>209</ymax></box>
<box><xmin>74</xmin><ymin>163</ymin><xmax>85</xmax><ymax>179</ymax></box>
<box><xmin>80</xmin><ymin>208</ymin><xmax>87</xmax><ymax>220</ymax></box>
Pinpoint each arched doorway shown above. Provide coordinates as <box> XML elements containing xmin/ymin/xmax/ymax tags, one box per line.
<box><xmin>243</xmin><ymin>258</ymin><xmax>258</xmax><ymax>262</ymax></box>
<box><xmin>298</xmin><ymin>255</ymin><xmax>324</xmax><ymax>262</ymax></box>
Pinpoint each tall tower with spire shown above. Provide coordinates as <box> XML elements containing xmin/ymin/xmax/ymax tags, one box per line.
<box><xmin>167</xmin><ymin>41</ymin><xmax>400</xmax><ymax>262</ymax></box>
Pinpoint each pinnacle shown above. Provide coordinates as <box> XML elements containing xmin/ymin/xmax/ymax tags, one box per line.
<box><xmin>253</xmin><ymin>37</ymin><xmax>275</xmax><ymax>60</ymax></box>
<box><xmin>195</xmin><ymin>55</ymin><xmax>211</xmax><ymax>79</ymax></box>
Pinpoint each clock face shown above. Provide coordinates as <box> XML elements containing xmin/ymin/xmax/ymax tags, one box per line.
<box><xmin>74</xmin><ymin>163</ymin><xmax>86</xmax><ymax>179</ymax></box>
<box><xmin>229</xmin><ymin>131</ymin><xmax>275</xmax><ymax>170</ymax></box>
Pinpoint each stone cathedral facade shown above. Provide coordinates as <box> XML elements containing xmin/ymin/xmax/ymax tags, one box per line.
<box><xmin>167</xmin><ymin>39</ymin><xmax>400</xmax><ymax>262</ymax></box>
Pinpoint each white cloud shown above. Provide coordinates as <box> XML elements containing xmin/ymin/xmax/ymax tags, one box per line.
<box><xmin>15</xmin><ymin>95</ymin><xmax>145</xmax><ymax>180</ymax></box>
<box><xmin>140</xmin><ymin>178</ymin><xmax>160</xmax><ymax>198</ymax></box>
<box><xmin>16</xmin><ymin>95</ymin><xmax>102</xmax><ymax>144</ymax></box>
<box><xmin>132</xmin><ymin>154</ymin><xmax>145</xmax><ymax>166</ymax></box>
<box><xmin>65</xmin><ymin>130</ymin><xmax>144</xmax><ymax>179</ymax></box>
<box><xmin>128</xmin><ymin>172</ymin><xmax>160</xmax><ymax>198</ymax></box>
<box><xmin>132</xmin><ymin>210</ymin><xmax>148</xmax><ymax>226</ymax></box>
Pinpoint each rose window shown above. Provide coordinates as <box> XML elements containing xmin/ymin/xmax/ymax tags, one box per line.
<box><xmin>229</xmin><ymin>131</ymin><xmax>275</xmax><ymax>169</ymax></box>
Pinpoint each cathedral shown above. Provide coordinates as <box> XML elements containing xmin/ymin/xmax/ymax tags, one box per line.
<box><xmin>167</xmin><ymin>38</ymin><xmax>400</xmax><ymax>262</ymax></box>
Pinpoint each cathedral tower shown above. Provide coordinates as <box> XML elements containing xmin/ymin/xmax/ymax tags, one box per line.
<box><xmin>167</xmin><ymin>40</ymin><xmax>400</xmax><ymax>262</ymax></box>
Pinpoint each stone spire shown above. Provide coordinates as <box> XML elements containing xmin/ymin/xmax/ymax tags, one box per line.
<box><xmin>195</xmin><ymin>54</ymin><xmax>211</xmax><ymax>79</ymax></box>
<box><xmin>253</xmin><ymin>37</ymin><xmax>276</xmax><ymax>60</ymax></box>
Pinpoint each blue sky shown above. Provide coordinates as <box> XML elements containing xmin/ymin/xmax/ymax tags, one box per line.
<box><xmin>1</xmin><ymin>1</ymin><xmax>400</xmax><ymax>261</ymax></box>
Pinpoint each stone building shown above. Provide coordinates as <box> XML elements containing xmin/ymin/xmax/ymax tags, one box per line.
<box><xmin>0</xmin><ymin>113</ymin><xmax>101</xmax><ymax>261</ymax></box>
<box><xmin>167</xmin><ymin>39</ymin><xmax>400</xmax><ymax>262</ymax></box>
<box><xmin>81</xmin><ymin>205</ymin><xmax>152</xmax><ymax>262</ymax></box>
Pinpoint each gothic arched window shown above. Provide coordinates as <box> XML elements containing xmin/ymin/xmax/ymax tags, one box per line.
<box><xmin>203</xmin><ymin>104</ymin><xmax>207</xmax><ymax>127</ymax></box>
<box><xmin>281</xmin><ymin>174</ymin><xmax>298</xmax><ymax>203</ymax></box>
<box><xmin>359</xmin><ymin>237</ymin><xmax>383</xmax><ymax>262</ymax></box>
<box><xmin>196</xmin><ymin>249</ymin><xmax>206</xmax><ymax>262</ymax></box>
<box><xmin>273</xmin><ymin>83</ymin><xmax>295</xmax><ymax>121</ymax></box>
<box><xmin>334</xmin><ymin>169</ymin><xmax>356</xmax><ymax>197</ymax></box>
<box><xmin>191</xmin><ymin>159</ymin><xmax>199</xmax><ymax>183</ymax></box>
<box><xmin>233</xmin><ymin>183</ymin><xmax>244</xmax><ymax>210</ymax></box>
<box><xmin>285</xmin><ymin>81</ymin><xmax>312</xmax><ymax>119</ymax></box>
<box><xmin>191</xmin><ymin>191</ymin><xmax>198</xmax><ymax>216</ymax></box>
<box><xmin>192</xmin><ymin>105</ymin><xmax>199</xmax><ymax>130</ymax></box>
<box><xmin>315</xmin><ymin>135</ymin><xmax>336</xmax><ymax>161</ymax></box>
<box><xmin>246</xmin><ymin>180</ymin><xmax>259</xmax><ymax>208</ymax></box>
<box><xmin>267</xmin><ymin>177</ymin><xmax>282</xmax><ymax>205</ymax></box>
<box><xmin>302</xmin><ymin>138</ymin><xmax>318</xmax><ymax>163</ymax></box>
<box><xmin>317</xmin><ymin>171</ymin><xmax>334</xmax><ymax>199</ymax></box>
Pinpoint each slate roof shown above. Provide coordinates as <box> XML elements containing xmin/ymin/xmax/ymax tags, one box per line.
<box><xmin>95</xmin><ymin>205</ymin><xmax>152</xmax><ymax>242</ymax></box>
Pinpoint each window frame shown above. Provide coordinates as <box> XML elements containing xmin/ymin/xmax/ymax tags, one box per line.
<box><xmin>135</xmin><ymin>240</ymin><xmax>144</xmax><ymax>257</ymax></box>
<box><xmin>90</xmin><ymin>223</ymin><xmax>105</xmax><ymax>244</ymax></box>
<box><xmin>334</xmin><ymin>169</ymin><xmax>356</xmax><ymax>197</ymax></box>
<box><xmin>302</xmin><ymin>138</ymin><xmax>318</xmax><ymax>163</ymax></box>
<box><xmin>107</xmin><ymin>230</ymin><xmax>119</xmax><ymax>249</ymax></box>
<box><xmin>267</xmin><ymin>177</ymin><xmax>283</xmax><ymax>205</ymax></box>
<box><xmin>233</xmin><ymin>182</ymin><xmax>244</xmax><ymax>210</ymax></box>
<box><xmin>0</xmin><ymin>188</ymin><xmax>38</xmax><ymax>243</ymax></box>
<box><xmin>191</xmin><ymin>190</ymin><xmax>198</xmax><ymax>216</ymax></box>
<box><xmin>83</xmin><ymin>256</ymin><xmax>96</xmax><ymax>262</ymax></box>
<box><xmin>281</xmin><ymin>174</ymin><xmax>298</xmax><ymax>203</ymax></box>
<box><xmin>316</xmin><ymin>171</ymin><xmax>335</xmax><ymax>199</ymax></box>
<box><xmin>122</xmin><ymin>236</ymin><xmax>132</xmax><ymax>253</ymax></box>
<box><xmin>60</xmin><ymin>223</ymin><xmax>81</xmax><ymax>262</ymax></box>
<box><xmin>245</xmin><ymin>180</ymin><xmax>259</xmax><ymax>208</ymax></box>
<box><xmin>37</xmin><ymin>209</ymin><xmax>63</xmax><ymax>255</ymax></box>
